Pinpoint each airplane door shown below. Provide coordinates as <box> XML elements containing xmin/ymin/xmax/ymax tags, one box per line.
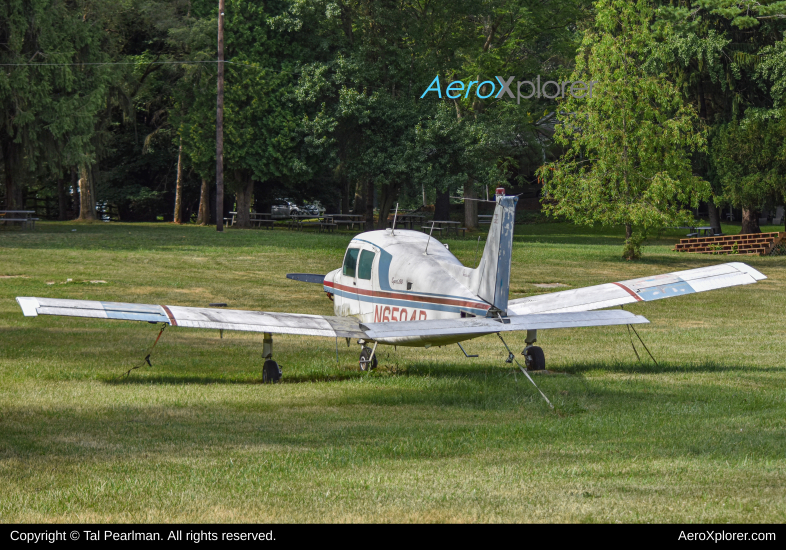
<box><xmin>355</xmin><ymin>248</ymin><xmax>377</xmax><ymax>322</ymax></box>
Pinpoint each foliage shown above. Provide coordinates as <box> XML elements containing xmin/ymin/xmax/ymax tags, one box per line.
<box><xmin>538</xmin><ymin>0</ymin><xmax>710</xmax><ymax>257</ymax></box>
<box><xmin>709</xmin><ymin>117</ymin><xmax>786</xmax><ymax>211</ymax></box>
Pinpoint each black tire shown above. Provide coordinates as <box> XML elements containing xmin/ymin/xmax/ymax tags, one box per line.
<box><xmin>262</xmin><ymin>360</ymin><xmax>282</xmax><ymax>383</ymax></box>
<box><xmin>524</xmin><ymin>346</ymin><xmax>545</xmax><ymax>371</ymax></box>
<box><xmin>359</xmin><ymin>347</ymin><xmax>378</xmax><ymax>371</ymax></box>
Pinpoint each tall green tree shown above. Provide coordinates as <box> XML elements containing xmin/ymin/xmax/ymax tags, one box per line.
<box><xmin>648</xmin><ymin>0</ymin><xmax>786</xmax><ymax>233</ymax></box>
<box><xmin>0</xmin><ymin>0</ymin><xmax>113</xmax><ymax>212</ymax></box>
<box><xmin>538</xmin><ymin>0</ymin><xmax>710</xmax><ymax>259</ymax></box>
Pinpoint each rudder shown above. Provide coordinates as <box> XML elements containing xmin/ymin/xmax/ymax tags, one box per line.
<box><xmin>474</xmin><ymin>189</ymin><xmax>517</xmax><ymax>315</ymax></box>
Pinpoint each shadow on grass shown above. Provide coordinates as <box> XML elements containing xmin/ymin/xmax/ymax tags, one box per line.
<box><xmin>557</xmin><ymin>360</ymin><xmax>786</xmax><ymax>375</ymax></box>
<box><xmin>103</xmin><ymin>372</ymin><xmax>363</xmax><ymax>385</ymax></box>
<box><xmin>96</xmin><ymin>359</ymin><xmax>783</xmax><ymax>386</ymax></box>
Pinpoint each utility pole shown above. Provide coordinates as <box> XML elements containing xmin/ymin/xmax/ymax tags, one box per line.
<box><xmin>215</xmin><ymin>0</ymin><xmax>225</xmax><ymax>232</ymax></box>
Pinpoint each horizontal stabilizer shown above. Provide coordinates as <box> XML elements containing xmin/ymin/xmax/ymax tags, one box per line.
<box><xmin>286</xmin><ymin>273</ymin><xmax>326</xmax><ymax>284</ymax></box>
<box><xmin>360</xmin><ymin>310</ymin><xmax>648</xmax><ymax>340</ymax></box>
<box><xmin>508</xmin><ymin>262</ymin><xmax>766</xmax><ymax>315</ymax></box>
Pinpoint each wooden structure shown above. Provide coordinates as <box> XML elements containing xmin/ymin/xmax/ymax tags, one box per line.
<box><xmin>674</xmin><ymin>232</ymin><xmax>786</xmax><ymax>256</ymax></box>
<box><xmin>0</xmin><ymin>210</ymin><xmax>39</xmax><ymax>230</ymax></box>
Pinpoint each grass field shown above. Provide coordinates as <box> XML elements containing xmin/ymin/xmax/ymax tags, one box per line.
<box><xmin>1</xmin><ymin>221</ymin><xmax>785</xmax><ymax>523</ymax></box>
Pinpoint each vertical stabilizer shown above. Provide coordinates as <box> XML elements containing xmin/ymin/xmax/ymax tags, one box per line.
<box><xmin>475</xmin><ymin>189</ymin><xmax>517</xmax><ymax>315</ymax></box>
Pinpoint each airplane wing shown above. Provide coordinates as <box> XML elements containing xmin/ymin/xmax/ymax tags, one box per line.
<box><xmin>359</xmin><ymin>310</ymin><xmax>647</xmax><ymax>340</ymax></box>
<box><xmin>507</xmin><ymin>262</ymin><xmax>766</xmax><ymax>315</ymax></box>
<box><xmin>15</xmin><ymin>297</ymin><xmax>367</xmax><ymax>339</ymax></box>
<box><xmin>16</xmin><ymin>297</ymin><xmax>646</xmax><ymax>343</ymax></box>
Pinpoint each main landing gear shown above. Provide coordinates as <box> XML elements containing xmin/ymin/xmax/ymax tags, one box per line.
<box><xmin>522</xmin><ymin>329</ymin><xmax>545</xmax><ymax>371</ymax></box>
<box><xmin>261</xmin><ymin>332</ymin><xmax>282</xmax><ymax>383</ymax></box>
<box><xmin>358</xmin><ymin>340</ymin><xmax>378</xmax><ymax>371</ymax></box>
<box><xmin>522</xmin><ymin>345</ymin><xmax>545</xmax><ymax>371</ymax></box>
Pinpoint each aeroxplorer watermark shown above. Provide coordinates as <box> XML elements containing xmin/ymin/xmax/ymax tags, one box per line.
<box><xmin>420</xmin><ymin>75</ymin><xmax>598</xmax><ymax>103</ymax></box>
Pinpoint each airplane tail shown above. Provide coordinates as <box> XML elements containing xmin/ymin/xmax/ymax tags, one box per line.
<box><xmin>474</xmin><ymin>188</ymin><xmax>517</xmax><ymax>315</ymax></box>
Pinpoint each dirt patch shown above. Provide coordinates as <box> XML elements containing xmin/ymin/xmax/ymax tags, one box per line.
<box><xmin>532</xmin><ymin>283</ymin><xmax>569</xmax><ymax>288</ymax></box>
<box><xmin>0</xmin><ymin>275</ymin><xmax>27</xmax><ymax>279</ymax></box>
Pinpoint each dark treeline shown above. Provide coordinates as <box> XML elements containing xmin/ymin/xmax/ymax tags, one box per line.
<box><xmin>1</xmin><ymin>0</ymin><xmax>785</xmax><ymax>232</ymax></box>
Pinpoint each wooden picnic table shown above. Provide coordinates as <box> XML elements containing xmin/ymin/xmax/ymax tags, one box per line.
<box><xmin>478</xmin><ymin>214</ymin><xmax>493</xmax><ymax>225</ymax></box>
<box><xmin>687</xmin><ymin>226</ymin><xmax>715</xmax><ymax>238</ymax></box>
<box><xmin>388</xmin><ymin>213</ymin><xmax>425</xmax><ymax>230</ymax></box>
<box><xmin>288</xmin><ymin>214</ymin><xmax>338</xmax><ymax>232</ymax></box>
<box><xmin>323</xmin><ymin>214</ymin><xmax>366</xmax><ymax>230</ymax></box>
<box><xmin>422</xmin><ymin>220</ymin><xmax>464</xmax><ymax>238</ymax></box>
<box><xmin>226</xmin><ymin>212</ymin><xmax>275</xmax><ymax>228</ymax></box>
<box><xmin>0</xmin><ymin>210</ymin><xmax>39</xmax><ymax>230</ymax></box>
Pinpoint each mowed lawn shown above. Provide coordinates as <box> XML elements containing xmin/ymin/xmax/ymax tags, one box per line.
<box><xmin>1</xmin><ymin>221</ymin><xmax>784</xmax><ymax>523</ymax></box>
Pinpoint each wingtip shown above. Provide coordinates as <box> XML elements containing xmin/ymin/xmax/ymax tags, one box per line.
<box><xmin>728</xmin><ymin>262</ymin><xmax>767</xmax><ymax>281</ymax></box>
<box><xmin>16</xmin><ymin>297</ymin><xmax>39</xmax><ymax>317</ymax></box>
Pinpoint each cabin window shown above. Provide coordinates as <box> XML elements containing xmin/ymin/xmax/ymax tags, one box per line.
<box><xmin>358</xmin><ymin>250</ymin><xmax>375</xmax><ymax>280</ymax></box>
<box><xmin>343</xmin><ymin>248</ymin><xmax>360</xmax><ymax>277</ymax></box>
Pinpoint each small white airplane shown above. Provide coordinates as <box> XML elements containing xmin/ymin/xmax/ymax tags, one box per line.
<box><xmin>16</xmin><ymin>188</ymin><xmax>766</xmax><ymax>398</ymax></box>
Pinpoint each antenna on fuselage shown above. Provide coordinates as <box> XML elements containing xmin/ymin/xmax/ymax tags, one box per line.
<box><xmin>391</xmin><ymin>203</ymin><xmax>399</xmax><ymax>235</ymax></box>
<box><xmin>424</xmin><ymin>221</ymin><xmax>435</xmax><ymax>255</ymax></box>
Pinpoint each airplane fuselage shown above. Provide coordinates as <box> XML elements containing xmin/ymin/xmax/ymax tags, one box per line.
<box><xmin>323</xmin><ymin>229</ymin><xmax>493</xmax><ymax>346</ymax></box>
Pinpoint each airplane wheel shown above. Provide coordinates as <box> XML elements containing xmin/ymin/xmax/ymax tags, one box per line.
<box><xmin>262</xmin><ymin>360</ymin><xmax>282</xmax><ymax>383</ymax></box>
<box><xmin>359</xmin><ymin>347</ymin><xmax>377</xmax><ymax>371</ymax></box>
<box><xmin>523</xmin><ymin>346</ymin><xmax>545</xmax><ymax>371</ymax></box>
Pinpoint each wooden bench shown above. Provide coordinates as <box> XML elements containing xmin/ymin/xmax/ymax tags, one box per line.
<box><xmin>252</xmin><ymin>219</ymin><xmax>275</xmax><ymax>229</ymax></box>
<box><xmin>0</xmin><ymin>217</ymin><xmax>39</xmax><ymax>230</ymax></box>
<box><xmin>334</xmin><ymin>219</ymin><xmax>365</xmax><ymax>230</ymax></box>
<box><xmin>457</xmin><ymin>227</ymin><xmax>467</xmax><ymax>238</ymax></box>
<box><xmin>422</xmin><ymin>226</ymin><xmax>442</xmax><ymax>236</ymax></box>
<box><xmin>478</xmin><ymin>215</ymin><xmax>492</xmax><ymax>225</ymax></box>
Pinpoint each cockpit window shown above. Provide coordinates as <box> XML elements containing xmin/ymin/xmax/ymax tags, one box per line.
<box><xmin>343</xmin><ymin>248</ymin><xmax>360</xmax><ymax>278</ymax></box>
<box><xmin>358</xmin><ymin>250</ymin><xmax>375</xmax><ymax>280</ymax></box>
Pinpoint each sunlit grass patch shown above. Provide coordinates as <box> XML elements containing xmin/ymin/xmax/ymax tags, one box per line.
<box><xmin>1</xmin><ymin>221</ymin><xmax>785</xmax><ymax>522</ymax></box>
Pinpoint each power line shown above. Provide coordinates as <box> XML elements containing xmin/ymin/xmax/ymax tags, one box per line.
<box><xmin>0</xmin><ymin>60</ymin><xmax>267</xmax><ymax>68</ymax></box>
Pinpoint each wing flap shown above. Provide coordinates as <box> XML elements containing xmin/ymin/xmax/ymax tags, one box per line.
<box><xmin>508</xmin><ymin>262</ymin><xmax>766</xmax><ymax>315</ymax></box>
<box><xmin>360</xmin><ymin>310</ymin><xmax>648</xmax><ymax>340</ymax></box>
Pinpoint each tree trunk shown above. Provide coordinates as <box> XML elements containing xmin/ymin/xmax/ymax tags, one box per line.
<box><xmin>341</xmin><ymin>179</ymin><xmax>350</xmax><ymax>215</ymax></box>
<box><xmin>197</xmin><ymin>177</ymin><xmax>210</xmax><ymax>225</ymax></box>
<box><xmin>434</xmin><ymin>188</ymin><xmax>450</xmax><ymax>221</ymax></box>
<box><xmin>2</xmin><ymin>140</ymin><xmax>21</xmax><ymax>209</ymax></box>
<box><xmin>70</xmin><ymin>167</ymin><xmax>79</xmax><ymax>219</ymax></box>
<box><xmin>740</xmin><ymin>208</ymin><xmax>761</xmax><ymax>234</ymax></box>
<box><xmin>365</xmin><ymin>179</ymin><xmax>375</xmax><ymax>229</ymax></box>
<box><xmin>625</xmin><ymin>223</ymin><xmax>632</xmax><ymax>240</ymax></box>
<box><xmin>89</xmin><ymin>164</ymin><xmax>98</xmax><ymax>216</ymax></box>
<box><xmin>707</xmin><ymin>199</ymin><xmax>721</xmax><ymax>235</ymax></box>
<box><xmin>233</xmin><ymin>171</ymin><xmax>254</xmax><ymax>229</ymax></box>
<box><xmin>215</xmin><ymin>0</ymin><xmax>225</xmax><ymax>231</ymax></box>
<box><xmin>353</xmin><ymin>179</ymin><xmax>365</xmax><ymax>215</ymax></box>
<box><xmin>173</xmin><ymin>140</ymin><xmax>184</xmax><ymax>223</ymax></box>
<box><xmin>376</xmin><ymin>182</ymin><xmax>399</xmax><ymax>229</ymax></box>
<box><xmin>463</xmin><ymin>181</ymin><xmax>478</xmax><ymax>230</ymax></box>
<box><xmin>57</xmin><ymin>177</ymin><xmax>68</xmax><ymax>221</ymax></box>
<box><xmin>77</xmin><ymin>164</ymin><xmax>96</xmax><ymax>221</ymax></box>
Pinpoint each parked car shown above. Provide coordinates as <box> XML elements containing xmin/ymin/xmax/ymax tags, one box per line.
<box><xmin>271</xmin><ymin>198</ymin><xmax>299</xmax><ymax>218</ymax></box>
<box><xmin>301</xmin><ymin>201</ymin><xmax>326</xmax><ymax>217</ymax></box>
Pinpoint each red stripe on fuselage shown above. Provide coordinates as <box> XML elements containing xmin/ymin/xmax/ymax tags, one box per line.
<box><xmin>611</xmin><ymin>282</ymin><xmax>643</xmax><ymax>301</ymax></box>
<box><xmin>323</xmin><ymin>280</ymin><xmax>490</xmax><ymax>310</ymax></box>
